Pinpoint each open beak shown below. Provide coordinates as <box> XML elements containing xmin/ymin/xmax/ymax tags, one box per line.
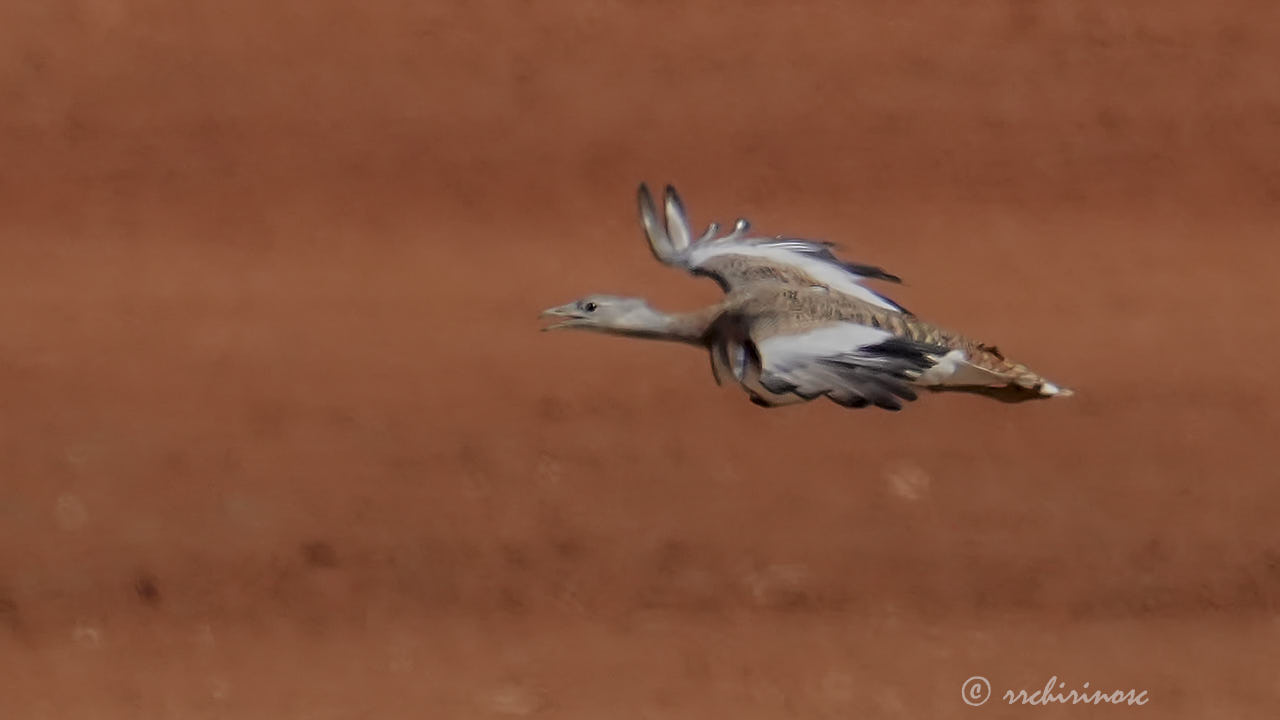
<box><xmin>540</xmin><ymin>303</ymin><xmax>587</xmax><ymax>331</ymax></box>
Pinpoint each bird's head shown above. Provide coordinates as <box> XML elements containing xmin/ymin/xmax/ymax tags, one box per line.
<box><xmin>540</xmin><ymin>294</ymin><xmax>662</xmax><ymax>335</ymax></box>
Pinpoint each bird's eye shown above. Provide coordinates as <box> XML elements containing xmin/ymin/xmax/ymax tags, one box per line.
<box><xmin>583</xmin><ymin>302</ymin><xmax>598</xmax><ymax>312</ymax></box>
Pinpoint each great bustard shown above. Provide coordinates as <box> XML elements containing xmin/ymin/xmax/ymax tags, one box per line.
<box><xmin>541</xmin><ymin>184</ymin><xmax>1073</xmax><ymax>411</ymax></box>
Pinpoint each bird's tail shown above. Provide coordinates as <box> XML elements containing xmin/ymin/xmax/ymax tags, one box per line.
<box><xmin>924</xmin><ymin>343</ymin><xmax>1074</xmax><ymax>401</ymax></box>
<box><xmin>999</xmin><ymin>359</ymin><xmax>1074</xmax><ymax>398</ymax></box>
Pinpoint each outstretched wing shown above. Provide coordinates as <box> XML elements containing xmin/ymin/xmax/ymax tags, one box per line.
<box><xmin>713</xmin><ymin>320</ymin><xmax>950</xmax><ymax>411</ymax></box>
<box><xmin>638</xmin><ymin>183</ymin><xmax>909</xmax><ymax>313</ymax></box>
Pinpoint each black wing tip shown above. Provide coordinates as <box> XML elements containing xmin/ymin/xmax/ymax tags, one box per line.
<box><xmin>760</xmin><ymin>377</ymin><xmax>798</xmax><ymax>395</ymax></box>
<box><xmin>830</xmin><ymin>394</ymin><xmax>870</xmax><ymax>409</ymax></box>
<box><xmin>826</xmin><ymin>392</ymin><xmax>902</xmax><ymax>410</ymax></box>
<box><xmin>864</xmin><ymin>337</ymin><xmax>950</xmax><ymax>363</ymax></box>
<box><xmin>663</xmin><ymin>186</ymin><xmax>690</xmax><ymax>227</ymax></box>
<box><xmin>811</xmin><ymin>355</ymin><xmax>928</xmax><ymax>411</ymax></box>
<box><xmin>837</xmin><ymin>261</ymin><xmax>903</xmax><ymax>285</ymax></box>
<box><xmin>637</xmin><ymin>183</ymin><xmax>658</xmax><ymax>215</ymax></box>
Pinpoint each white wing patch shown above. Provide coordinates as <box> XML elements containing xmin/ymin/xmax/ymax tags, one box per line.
<box><xmin>755</xmin><ymin>323</ymin><xmax>894</xmax><ymax>369</ymax></box>
<box><xmin>916</xmin><ymin>349</ymin><xmax>969</xmax><ymax>385</ymax></box>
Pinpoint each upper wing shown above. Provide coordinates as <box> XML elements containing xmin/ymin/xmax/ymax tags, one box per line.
<box><xmin>638</xmin><ymin>183</ymin><xmax>909</xmax><ymax>313</ymax></box>
<box><xmin>714</xmin><ymin>320</ymin><xmax>950</xmax><ymax>411</ymax></box>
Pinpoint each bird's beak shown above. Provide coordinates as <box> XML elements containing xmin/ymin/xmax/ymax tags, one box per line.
<box><xmin>540</xmin><ymin>303</ymin><xmax>587</xmax><ymax>331</ymax></box>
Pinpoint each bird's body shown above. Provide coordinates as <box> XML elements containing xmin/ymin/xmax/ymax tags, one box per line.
<box><xmin>541</xmin><ymin>185</ymin><xmax>1072</xmax><ymax>412</ymax></box>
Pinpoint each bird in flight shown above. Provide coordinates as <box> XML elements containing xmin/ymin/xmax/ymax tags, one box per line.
<box><xmin>541</xmin><ymin>184</ymin><xmax>1073</xmax><ymax>411</ymax></box>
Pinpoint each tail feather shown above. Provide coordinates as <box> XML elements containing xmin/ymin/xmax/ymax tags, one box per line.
<box><xmin>921</xmin><ymin>347</ymin><xmax>1074</xmax><ymax>400</ymax></box>
<box><xmin>998</xmin><ymin>359</ymin><xmax>1074</xmax><ymax>398</ymax></box>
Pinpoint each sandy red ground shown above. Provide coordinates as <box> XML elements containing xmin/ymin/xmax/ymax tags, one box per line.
<box><xmin>2</xmin><ymin>1</ymin><xmax>1280</xmax><ymax>717</ymax></box>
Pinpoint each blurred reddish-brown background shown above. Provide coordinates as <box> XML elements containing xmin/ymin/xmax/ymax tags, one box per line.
<box><xmin>2</xmin><ymin>1</ymin><xmax>1279</xmax><ymax>717</ymax></box>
